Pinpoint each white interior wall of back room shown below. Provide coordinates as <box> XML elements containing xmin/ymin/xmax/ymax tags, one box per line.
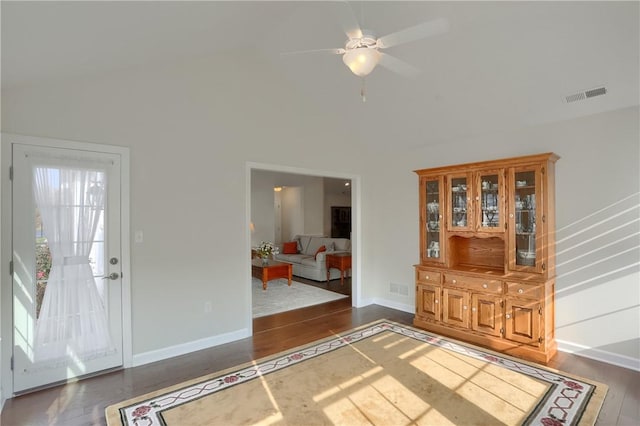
<box><xmin>251</xmin><ymin>171</ymin><xmax>329</xmax><ymax>248</ymax></box>
<box><xmin>0</xmin><ymin>53</ymin><xmax>373</xmax><ymax>361</ymax></box>
<box><xmin>362</xmin><ymin>106</ymin><xmax>639</xmax><ymax>368</ymax></box>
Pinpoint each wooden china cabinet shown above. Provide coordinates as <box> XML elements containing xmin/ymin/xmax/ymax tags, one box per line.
<box><xmin>414</xmin><ymin>153</ymin><xmax>559</xmax><ymax>364</ymax></box>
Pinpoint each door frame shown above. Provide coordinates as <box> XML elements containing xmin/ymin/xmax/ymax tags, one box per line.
<box><xmin>245</xmin><ymin>161</ymin><xmax>362</xmax><ymax>335</ymax></box>
<box><xmin>0</xmin><ymin>133</ymin><xmax>132</xmax><ymax>400</ymax></box>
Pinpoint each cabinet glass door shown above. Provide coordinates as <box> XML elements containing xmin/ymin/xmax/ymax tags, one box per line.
<box><xmin>449</xmin><ymin>174</ymin><xmax>472</xmax><ymax>230</ymax></box>
<box><xmin>477</xmin><ymin>171</ymin><xmax>503</xmax><ymax>232</ymax></box>
<box><xmin>511</xmin><ymin>168</ymin><xmax>541</xmax><ymax>271</ymax></box>
<box><xmin>424</xmin><ymin>178</ymin><xmax>443</xmax><ymax>262</ymax></box>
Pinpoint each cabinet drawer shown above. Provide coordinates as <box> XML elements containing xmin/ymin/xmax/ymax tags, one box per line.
<box><xmin>444</xmin><ymin>274</ymin><xmax>503</xmax><ymax>294</ymax></box>
<box><xmin>506</xmin><ymin>282</ymin><xmax>543</xmax><ymax>300</ymax></box>
<box><xmin>416</xmin><ymin>269</ymin><xmax>441</xmax><ymax>284</ymax></box>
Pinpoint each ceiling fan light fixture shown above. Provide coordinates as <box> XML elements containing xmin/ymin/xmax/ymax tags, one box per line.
<box><xmin>342</xmin><ymin>47</ymin><xmax>381</xmax><ymax>77</ymax></box>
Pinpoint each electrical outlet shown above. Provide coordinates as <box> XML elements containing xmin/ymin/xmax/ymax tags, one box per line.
<box><xmin>204</xmin><ymin>301</ymin><xmax>212</xmax><ymax>313</ymax></box>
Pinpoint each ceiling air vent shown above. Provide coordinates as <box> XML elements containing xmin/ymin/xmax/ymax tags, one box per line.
<box><xmin>564</xmin><ymin>86</ymin><xmax>607</xmax><ymax>103</ymax></box>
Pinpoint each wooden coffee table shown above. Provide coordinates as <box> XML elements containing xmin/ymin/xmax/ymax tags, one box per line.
<box><xmin>326</xmin><ymin>253</ymin><xmax>352</xmax><ymax>286</ymax></box>
<box><xmin>251</xmin><ymin>258</ymin><xmax>292</xmax><ymax>290</ymax></box>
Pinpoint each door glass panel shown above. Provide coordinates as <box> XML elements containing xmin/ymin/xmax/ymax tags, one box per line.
<box><xmin>12</xmin><ymin>143</ymin><xmax>124</xmax><ymax>393</ymax></box>
<box><xmin>35</xmin><ymin>208</ymin><xmax>51</xmax><ymax>319</ymax></box>
<box><xmin>480</xmin><ymin>173</ymin><xmax>499</xmax><ymax>228</ymax></box>
<box><xmin>425</xmin><ymin>180</ymin><xmax>441</xmax><ymax>260</ymax></box>
<box><xmin>451</xmin><ymin>177</ymin><xmax>468</xmax><ymax>227</ymax></box>
<box><xmin>514</xmin><ymin>171</ymin><xmax>536</xmax><ymax>266</ymax></box>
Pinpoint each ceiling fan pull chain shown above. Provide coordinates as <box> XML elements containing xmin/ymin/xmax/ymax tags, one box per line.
<box><xmin>361</xmin><ymin>78</ymin><xmax>367</xmax><ymax>103</ymax></box>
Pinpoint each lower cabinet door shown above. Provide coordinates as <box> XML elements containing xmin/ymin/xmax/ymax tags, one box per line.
<box><xmin>505</xmin><ymin>298</ymin><xmax>541</xmax><ymax>345</ymax></box>
<box><xmin>416</xmin><ymin>284</ymin><xmax>441</xmax><ymax>322</ymax></box>
<box><xmin>471</xmin><ymin>294</ymin><xmax>503</xmax><ymax>337</ymax></box>
<box><xmin>443</xmin><ymin>288</ymin><xmax>470</xmax><ymax>328</ymax></box>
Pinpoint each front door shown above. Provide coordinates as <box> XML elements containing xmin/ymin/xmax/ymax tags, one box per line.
<box><xmin>12</xmin><ymin>143</ymin><xmax>123</xmax><ymax>393</ymax></box>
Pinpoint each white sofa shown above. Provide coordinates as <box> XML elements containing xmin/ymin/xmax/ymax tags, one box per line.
<box><xmin>274</xmin><ymin>235</ymin><xmax>351</xmax><ymax>281</ymax></box>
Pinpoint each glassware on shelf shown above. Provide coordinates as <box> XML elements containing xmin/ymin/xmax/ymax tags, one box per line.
<box><xmin>450</xmin><ymin>177</ymin><xmax>468</xmax><ymax>227</ymax></box>
<box><xmin>425</xmin><ymin>179</ymin><xmax>441</xmax><ymax>260</ymax></box>
<box><xmin>514</xmin><ymin>170</ymin><xmax>536</xmax><ymax>266</ymax></box>
<box><xmin>479</xmin><ymin>173</ymin><xmax>500</xmax><ymax>228</ymax></box>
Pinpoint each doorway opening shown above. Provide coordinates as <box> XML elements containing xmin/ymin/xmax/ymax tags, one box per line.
<box><xmin>247</xmin><ymin>163</ymin><xmax>360</xmax><ymax>323</ymax></box>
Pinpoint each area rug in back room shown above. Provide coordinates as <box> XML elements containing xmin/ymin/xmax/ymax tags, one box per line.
<box><xmin>252</xmin><ymin>277</ymin><xmax>347</xmax><ymax>318</ymax></box>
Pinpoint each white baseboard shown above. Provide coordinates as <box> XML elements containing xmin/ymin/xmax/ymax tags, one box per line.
<box><xmin>355</xmin><ymin>297</ymin><xmax>374</xmax><ymax>308</ymax></box>
<box><xmin>132</xmin><ymin>327</ymin><xmax>251</xmax><ymax>367</ymax></box>
<box><xmin>556</xmin><ymin>339</ymin><xmax>640</xmax><ymax>372</ymax></box>
<box><xmin>370</xmin><ymin>298</ymin><xmax>414</xmax><ymax>314</ymax></box>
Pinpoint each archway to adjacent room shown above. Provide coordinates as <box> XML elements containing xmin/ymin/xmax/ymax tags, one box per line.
<box><xmin>246</xmin><ymin>163</ymin><xmax>360</xmax><ymax>327</ymax></box>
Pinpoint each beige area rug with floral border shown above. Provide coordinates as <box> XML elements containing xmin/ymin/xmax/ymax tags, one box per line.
<box><xmin>106</xmin><ymin>320</ymin><xmax>607</xmax><ymax>426</ymax></box>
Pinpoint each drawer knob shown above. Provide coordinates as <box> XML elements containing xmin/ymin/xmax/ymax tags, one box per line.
<box><xmin>435</xmin><ymin>300</ymin><xmax>439</xmax><ymax>304</ymax></box>
<box><xmin>452</xmin><ymin>279</ymin><xmax>457</xmax><ymax>284</ymax></box>
<box><xmin>463</xmin><ymin>305</ymin><xmax>468</xmax><ymax>310</ymax></box>
<box><xmin>425</xmin><ymin>275</ymin><xmax>429</xmax><ymax>280</ymax></box>
<box><xmin>506</xmin><ymin>314</ymin><xmax>511</xmax><ymax>319</ymax></box>
<box><xmin>482</xmin><ymin>283</ymin><xmax>488</xmax><ymax>289</ymax></box>
<box><xmin>518</xmin><ymin>288</ymin><xmax>524</xmax><ymax>294</ymax></box>
<box><xmin>472</xmin><ymin>307</ymin><xmax>477</xmax><ymax>312</ymax></box>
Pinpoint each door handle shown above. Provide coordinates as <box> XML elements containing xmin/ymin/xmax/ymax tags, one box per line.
<box><xmin>102</xmin><ymin>272</ymin><xmax>120</xmax><ymax>280</ymax></box>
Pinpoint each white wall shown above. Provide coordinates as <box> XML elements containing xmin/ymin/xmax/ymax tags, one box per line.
<box><xmin>303</xmin><ymin>177</ymin><xmax>324</xmax><ymax>236</ymax></box>
<box><xmin>0</xmin><ymin>51</ymin><xmax>365</xmax><ymax>367</ymax></box>
<box><xmin>0</xmin><ymin>135</ymin><xmax>3</xmax><ymax>407</ymax></box>
<box><xmin>1</xmin><ymin>47</ymin><xmax>637</xmax><ymax>385</ymax></box>
<box><xmin>280</xmin><ymin>186</ymin><xmax>304</xmax><ymax>242</ymax></box>
<box><xmin>251</xmin><ymin>173</ymin><xmax>326</xmax><ymax>244</ymax></box>
<box><xmin>250</xmin><ymin>171</ymin><xmax>276</xmax><ymax>247</ymax></box>
<box><xmin>274</xmin><ymin>191</ymin><xmax>282</xmax><ymax>245</ymax></box>
<box><xmin>363</xmin><ymin>106</ymin><xmax>640</xmax><ymax>369</ymax></box>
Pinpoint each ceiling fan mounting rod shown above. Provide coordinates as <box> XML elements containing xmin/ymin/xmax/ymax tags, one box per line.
<box><xmin>345</xmin><ymin>32</ymin><xmax>377</xmax><ymax>51</ymax></box>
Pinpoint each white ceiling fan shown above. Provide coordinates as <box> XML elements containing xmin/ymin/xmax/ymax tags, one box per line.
<box><xmin>282</xmin><ymin>2</ymin><xmax>450</xmax><ymax>100</ymax></box>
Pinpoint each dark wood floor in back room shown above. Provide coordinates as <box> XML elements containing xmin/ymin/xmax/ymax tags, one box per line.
<box><xmin>1</xmin><ymin>278</ymin><xmax>638</xmax><ymax>425</ymax></box>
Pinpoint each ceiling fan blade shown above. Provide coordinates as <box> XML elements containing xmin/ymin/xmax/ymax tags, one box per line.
<box><xmin>377</xmin><ymin>17</ymin><xmax>450</xmax><ymax>49</ymax></box>
<box><xmin>281</xmin><ymin>48</ymin><xmax>345</xmax><ymax>56</ymax></box>
<box><xmin>334</xmin><ymin>0</ymin><xmax>363</xmax><ymax>40</ymax></box>
<box><xmin>378</xmin><ymin>53</ymin><xmax>421</xmax><ymax>77</ymax></box>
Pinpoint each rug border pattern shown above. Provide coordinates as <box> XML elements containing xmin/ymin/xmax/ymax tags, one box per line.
<box><xmin>116</xmin><ymin>320</ymin><xmax>598</xmax><ymax>426</ymax></box>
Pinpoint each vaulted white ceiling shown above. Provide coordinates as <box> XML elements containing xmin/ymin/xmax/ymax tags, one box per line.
<box><xmin>2</xmin><ymin>1</ymin><xmax>638</xmax><ymax>149</ymax></box>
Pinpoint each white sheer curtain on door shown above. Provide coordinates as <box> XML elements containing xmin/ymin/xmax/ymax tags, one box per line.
<box><xmin>32</xmin><ymin>164</ymin><xmax>114</xmax><ymax>364</ymax></box>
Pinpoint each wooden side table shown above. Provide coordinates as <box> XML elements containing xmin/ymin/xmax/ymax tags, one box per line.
<box><xmin>326</xmin><ymin>253</ymin><xmax>352</xmax><ymax>286</ymax></box>
<box><xmin>251</xmin><ymin>259</ymin><xmax>292</xmax><ymax>290</ymax></box>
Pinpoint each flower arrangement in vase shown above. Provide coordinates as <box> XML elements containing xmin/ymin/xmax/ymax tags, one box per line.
<box><xmin>256</xmin><ymin>241</ymin><xmax>277</xmax><ymax>263</ymax></box>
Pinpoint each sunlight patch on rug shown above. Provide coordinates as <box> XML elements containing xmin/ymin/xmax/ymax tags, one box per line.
<box><xmin>107</xmin><ymin>321</ymin><xmax>607</xmax><ymax>426</ymax></box>
<box><xmin>252</xmin><ymin>277</ymin><xmax>347</xmax><ymax>318</ymax></box>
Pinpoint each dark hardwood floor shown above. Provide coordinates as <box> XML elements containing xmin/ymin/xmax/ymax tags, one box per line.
<box><xmin>1</xmin><ymin>284</ymin><xmax>638</xmax><ymax>425</ymax></box>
